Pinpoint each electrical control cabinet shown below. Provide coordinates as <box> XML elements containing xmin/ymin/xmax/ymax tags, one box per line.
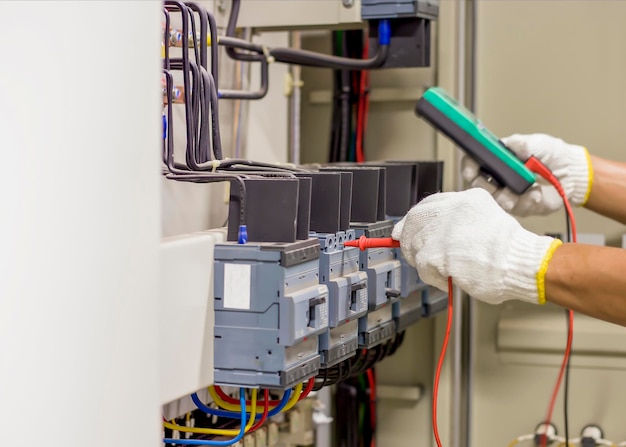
<box><xmin>315</xmin><ymin>230</ymin><xmax>369</xmax><ymax>367</ymax></box>
<box><xmin>213</xmin><ymin>239</ymin><xmax>329</xmax><ymax>388</ymax></box>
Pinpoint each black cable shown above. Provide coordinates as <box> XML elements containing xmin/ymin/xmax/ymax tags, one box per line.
<box><xmin>329</xmin><ymin>32</ymin><xmax>342</xmax><ymax>162</ymax></box>
<box><xmin>338</xmin><ymin>32</ymin><xmax>351</xmax><ymax>162</ymax></box>
<box><xmin>163</xmin><ymin>9</ymin><xmax>171</xmax><ymax>70</ymax></box>
<box><xmin>564</xmin><ymin>211</ymin><xmax>572</xmax><ymax>447</ymax></box>
<box><xmin>164</xmin><ymin>2</ymin><xmax>196</xmax><ymax>167</ymax></box>
<box><xmin>269</xmin><ymin>45</ymin><xmax>389</xmax><ymax>71</ymax></box>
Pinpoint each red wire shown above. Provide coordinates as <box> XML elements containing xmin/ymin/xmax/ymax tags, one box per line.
<box><xmin>248</xmin><ymin>389</ymin><xmax>270</xmax><ymax>433</ymax></box>
<box><xmin>300</xmin><ymin>376</ymin><xmax>315</xmax><ymax>400</ymax></box>
<box><xmin>432</xmin><ymin>277</ymin><xmax>454</xmax><ymax>447</ymax></box>
<box><xmin>524</xmin><ymin>156</ymin><xmax>576</xmax><ymax>447</ymax></box>
<box><xmin>214</xmin><ymin>377</ymin><xmax>315</xmax><ymax>406</ymax></box>
<box><xmin>366</xmin><ymin>368</ymin><xmax>377</xmax><ymax>447</ymax></box>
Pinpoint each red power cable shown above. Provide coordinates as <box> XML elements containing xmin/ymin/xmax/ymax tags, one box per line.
<box><xmin>524</xmin><ymin>156</ymin><xmax>576</xmax><ymax>447</ymax></box>
<box><xmin>300</xmin><ymin>376</ymin><xmax>315</xmax><ymax>400</ymax></box>
<box><xmin>340</xmin><ymin>158</ymin><xmax>575</xmax><ymax>447</ymax></box>
<box><xmin>214</xmin><ymin>377</ymin><xmax>315</xmax><ymax>406</ymax></box>
<box><xmin>366</xmin><ymin>368</ymin><xmax>377</xmax><ymax>447</ymax></box>
<box><xmin>356</xmin><ymin>38</ymin><xmax>370</xmax><ymax>163</ymax></box>
<box><xmin>248</xmin><ymin>389</ymin><xmax>270</xmax><ymax>433</ymax></box>
<box><xmin>432</xmin><ymin>277</ymin><xmax>454</xmax><ymax>447</ymax></box>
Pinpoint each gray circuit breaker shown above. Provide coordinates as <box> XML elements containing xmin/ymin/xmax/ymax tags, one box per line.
<box><xmin>213</xmin><ymin>239</ymin><xmax>329</xmax><ymax>389</ymax></box>
<box><xmin>315</xmin><ymin>229</ymin><xmax>368</xmax><ymax>368</ymax></box>
<box><xmin>351</xmin><ymin>220</ymin><xmax>401</xmax><ymax>348</ymax></box>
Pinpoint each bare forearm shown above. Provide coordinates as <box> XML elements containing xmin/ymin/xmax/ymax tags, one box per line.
<box><xmin>546</xmin><ymin>243</ymin><xmax>626</xmax><ymax>327</ymax></box>
<box><xmin>584</xmin><ymin>155</ymin><xmax>626</xmax><ymax>224</ymax></box>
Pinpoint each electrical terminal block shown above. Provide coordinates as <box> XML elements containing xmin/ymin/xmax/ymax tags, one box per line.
<box><xmin>267</xmin><ymin>423</ymin><xmax>279</xmax><ymax>447</ymax></box>
<box><xmin>213</xmin><ymin>239</ymin><xmax>329</xmax><ymax>389</ymax></box>
<box><xmin>244</xmin><ymin>434</ymin><xmax>256</xmax><ymax>447</ymax></box>
<box><xmin>351</xmin><ymin>221</ymin><xmax>401</xmax><ymax>348</ymax></box>
<box><xmin>314</xmin><ymin>229</ymin><xmax>367</xmax><ymax>368</ymax></box>
<box><xmin>254</xmin><ymin>426</ymin><xmax>268</xmax><ymax>447</ymax></box>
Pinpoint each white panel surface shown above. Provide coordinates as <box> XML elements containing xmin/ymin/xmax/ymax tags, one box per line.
<box><xmin>0</xmin><ymin>2</ymin><xmax>162</xmax><ymax>446</ymax></box>
<box><xmin>159</xmin><ymin>231</ymin><xmax>224</xmax><ymax>405</ymax></box>
<box><xmin>210</xmin><ymin>0</ymin><xmax>362</xmax><ymax>29</ymax></box>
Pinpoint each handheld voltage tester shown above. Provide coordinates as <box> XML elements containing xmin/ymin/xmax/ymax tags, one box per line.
<box><xmin>416</xmin><ymin>87</ymin><xmax>536</xmax><ymax>194</ymax></box>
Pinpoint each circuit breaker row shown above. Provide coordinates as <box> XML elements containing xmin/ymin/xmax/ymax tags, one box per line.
<box><xmin>212</xmin><ymin>161</ymin><xmax>445</xmax><ymax>389</ymax></box>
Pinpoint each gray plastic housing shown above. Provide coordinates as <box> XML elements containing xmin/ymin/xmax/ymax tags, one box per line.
<box><xmin>352</xmin><ymin>221</ymin><xmax>401</xmax><ymax>310</ymax></box>
<box><xmin>314</xmin><ymin>229</ymin><xmax>368</xmax><ymax>367</ymax></box>
<box><xmin>423</xmin><ymin>286</ymin><xmax>448</xmax><ymax>317</ymax></box>
<box><xmin>361</xmin><ymin>0</ymin><xmax>438</xmax><ymax>19</ymax></box>
<box><xmin>393</xmin><ymin>290</ymin><xmax>424</xmax><ymax>332</ymax></box>
<box><xmin>213</xmin><ymin>239</ymin><xmax>329</xmax><ymax>389</ymax></box>
<box><xmin>319</xmin><ymin>320</ymin><xmax>359</xmax><ymax>367</ymax></box>
<box><xmin>351</xmin><ymin>221</ymin><xmax>401</xmax><ymax>348</ymax></box>
<box><xmin>358</xmin><ymin>305</ymin><xmax>395</xmax><ymax>348</ymax></box>
<box><xmin>316</xmin><ymin>230</ymin><xmax>368</xmax><ymax>327</ymax></box>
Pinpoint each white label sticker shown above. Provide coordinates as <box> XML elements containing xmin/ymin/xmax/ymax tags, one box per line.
<box><xmin>224</xmin><ymin>263</ymin><xmax>251</xmax><ymax>310</ymax></box>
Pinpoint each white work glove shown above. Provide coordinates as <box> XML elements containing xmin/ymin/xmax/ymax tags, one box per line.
<box><xmin>392</xmin><ymin>188</ymin><xmax>562</xmax><ymax>305</ymax></box>
<box><xmin>461</xmin><ymin>133</ymin><xmax>593</xmax><ymax>216</ymax></box>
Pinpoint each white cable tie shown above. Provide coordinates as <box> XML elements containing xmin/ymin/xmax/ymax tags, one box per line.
<box><xmin>262</xmin><ymin>46</ymin><xmax>275</xmax><ymax>64</ymax></box>
<box><xmin>211</xmin><ymin>159</ymin><xmax>221</xmax><ymax>172</ymax></box>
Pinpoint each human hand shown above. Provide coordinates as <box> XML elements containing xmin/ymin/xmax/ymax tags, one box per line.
<box><xmin>391</xmin><ymin>188</ymin><xmax>562</xmax><ymax>304</ymax></box>
<box><xmin>461</xmin><ymin>133</ymin><xmax>593</xmax><ymax>216</ymax></box>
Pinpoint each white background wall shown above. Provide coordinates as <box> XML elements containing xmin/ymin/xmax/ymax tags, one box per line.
<box><xmin>471</xmin><ymin>2</ymin><xmax>626</xmax><ymax>446</ymax></box>
<box><xmin>0</xmin><ymin>2</ymin><xmax>162</xmax><ymax>446</ymax></box>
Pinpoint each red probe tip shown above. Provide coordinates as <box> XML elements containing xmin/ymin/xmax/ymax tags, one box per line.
<box><xmin>343</xmin><ymin>235</ymin><xmax>400</xmax><ymax>251</ymax></box>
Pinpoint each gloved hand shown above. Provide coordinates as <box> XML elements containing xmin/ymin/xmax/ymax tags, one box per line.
<box><xmin>392</xmin><ymin>188</ymin><xmax>562</xmax><ymax>305</ymax></box>
<box><xmin>461</xmin><ymin>133</ymin><xmax>593</xmax><ymax>216</ymax></box>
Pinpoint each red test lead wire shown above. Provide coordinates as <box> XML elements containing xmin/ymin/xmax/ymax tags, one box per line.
<box><xmin>433</xmin><ymin>277</ymin><xmax>454</xmax><ymax>447</ymax></box>
<box><xmin>524</xmin><ymin>155</ymin><xmax>576</xmax><ymax>447</ymax></box>
<box><xmin>343</xmin><ymin>235</ymin><xmax>400</xmax><ymax>251</ymax></box>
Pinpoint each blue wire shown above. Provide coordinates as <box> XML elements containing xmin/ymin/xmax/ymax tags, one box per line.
<box><xmin>190</xmin><ymin>387</ymin><xmax>292</xmax><ymax>419</ymax></box>
<box><xmin>163</xmin><ymin>388</ymin><xmax>247</xmax><ymax>446</ymax></box>
<box><xmin>378</xmin><ymin>19</ymin><xmax>391</xmax><ymax>45</ymax></box>
<box><xmin>266</xmin><ymin>388</ymin><xmax>292</xmax><ymax>417</ymax></box>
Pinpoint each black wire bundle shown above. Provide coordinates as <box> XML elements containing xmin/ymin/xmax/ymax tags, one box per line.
<box><xmin>335</xmin><ymin>372</ymin><xmax>377</xmax><ymax>447</ymax></box>
<box><xmin>162</xmin><ymin>2</ymin><xmax>309</xmax><ymax>227</ymax></box>
<box><xmin>313</xmin><ymin>331</ymin><xmax>406</xmax><ymax>390</ymax></box>
<box><xmin>328</xmin><ymin>30</ymin><xmax>369</xmax><ymax>163</ymax></box>
<box><xmin>336</xmin><ymin>382</ymin><xmax>360</xmax><ymax>447</ymax></box>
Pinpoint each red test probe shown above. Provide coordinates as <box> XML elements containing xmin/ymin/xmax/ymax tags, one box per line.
<box><xmin>343</xmin><ymin>235</ymin><xmax>400</xmax><ymax>251</ymax></box>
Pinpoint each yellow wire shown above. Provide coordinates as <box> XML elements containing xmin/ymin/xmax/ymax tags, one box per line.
<box><xmin>508</xmin><ymin>439</ymin><xmax>520</xmax><ymax>447</ymax></box>
<box><xmin>208</xmin><ymin>383</ymin><xmax>303</xmax><ymax>414</ymax></box>
<box><xmin>281</xmin><ymin>382</ymin><xmax>304</xmax><ymax>412</ymax></box>
<box><xmin>163</xmin><ymin>389</ymin><xmax>257</xmax><ymax>436</ymax></box>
